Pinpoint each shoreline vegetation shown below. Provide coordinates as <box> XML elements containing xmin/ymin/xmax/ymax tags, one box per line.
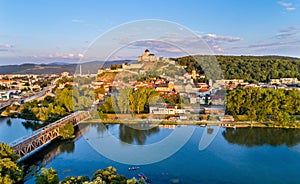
<box><xmin>84</xmin><ymin>118</ymin><xmax>300</xmax><ymax>129</ymax></box>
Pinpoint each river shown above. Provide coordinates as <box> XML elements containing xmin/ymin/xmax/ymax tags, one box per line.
<box><xmin>1</xmin><ymin>118</ymin><xmax>300</xmax><ymax>183</ymax></box>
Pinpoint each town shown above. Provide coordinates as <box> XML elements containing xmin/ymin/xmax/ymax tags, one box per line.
<box><xmin>2</xmin><ymin>50</ymin><xmax>299</xmax><ymax>124</ymax></box>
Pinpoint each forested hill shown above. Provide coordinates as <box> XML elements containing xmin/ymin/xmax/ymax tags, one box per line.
<box><xmin>175</xmin><ymin>55</ymin><xmax>300</xmax><ymax>82</ymax></box>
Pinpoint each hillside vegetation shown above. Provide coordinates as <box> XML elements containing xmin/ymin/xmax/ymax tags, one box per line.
<box><xmin>175</xmin><ymin>55</ymin><xmax>300</xmax><ymax>82</ymax></box>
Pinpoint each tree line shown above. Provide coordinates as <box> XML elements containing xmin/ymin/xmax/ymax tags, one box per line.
<box><xmin>7</xmin><ymin>85</ymin><xmax>92</xmax><ymax>126</ymax></box>
<box><xmin>99</xmin><ymin>87</ymin><xmax>160</xmax><ymax>114</ymax></box>
<box><xmin>226</xmin><ymin>87</ymin><xmax>300</xmax><ymax>125</ymax></box>
<box><xmin>174</xmin><ymin>55</ymin><xmax>300</xmax><ymax>82</ymax></box>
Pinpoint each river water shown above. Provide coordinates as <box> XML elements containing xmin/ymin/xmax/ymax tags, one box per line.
<box><xmin>1</xmin><ymin>118</ymin><xmax>300</xmax><ymax>184</ymax></box>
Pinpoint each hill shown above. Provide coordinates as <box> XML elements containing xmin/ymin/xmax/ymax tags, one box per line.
<box><xmin>174</xmin><ymin>55</ymin><xmax>300</xmax><ymax>82</ymax></box>
<box><xmin>0</xmin><ymin>60</ymin><xmax>136</xmax><ymax>75</ymax></box>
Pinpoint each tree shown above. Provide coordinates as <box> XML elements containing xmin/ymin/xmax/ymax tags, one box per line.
<box><xmin>36</xmin><ymin>168</ymin><xmax>59</xmax><ymax>184</ymax></box>
<box><xmin>59</xmin><ymin>123</ymin><xmax>75</xmax><ymax>140</ymax></box>
<box><xmin>92</xmin><ymin>166</ymin><xmax>127</xmax><ymax>183</ymax></box>
<box><xmin>226</xmin><ymin>87</ymin><xmax>300</xmax><ymax>125</ymax></box>
<box><xmin>0</xmin><ymin>143</ymin><xmax>23</xmax><ymax>184</ymax></box>
<box><xmin>118</xmin><ymin>88</ymin><xmax>131</xmax><ymax>113</ymax></box>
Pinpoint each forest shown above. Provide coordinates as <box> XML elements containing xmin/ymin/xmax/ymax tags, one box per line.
<box><xmin>174</xmin><ymin>55</ymin><xmax>300</xmax><ymax>82</ymax></box>
<box><xmin>226</xmin><ymin>87</ymin><xmax>300</xmax><ymax>125</ymax></box>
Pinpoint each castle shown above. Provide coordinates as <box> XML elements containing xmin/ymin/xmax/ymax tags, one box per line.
<box><xmin>137</xmin><ymin>49</ymin><xmax>175</xmax><ymax>64</ymax></box>
<box><xmin>138</xmin><ymin>49</ymin><xmax>159</xmax><ymax>62</ymax></box>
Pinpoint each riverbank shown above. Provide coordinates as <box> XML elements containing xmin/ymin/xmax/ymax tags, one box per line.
<box><xmin>83</xmin><ymin>118</ymin><xmax>300</xmax><ymax>129</ymax></box>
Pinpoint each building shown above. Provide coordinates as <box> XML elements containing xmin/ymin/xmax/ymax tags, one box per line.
<box><xmin>204</xmin><ymin>106</ymin><xmax>225</xmax><ymax>115</ymax></box>
<box><xmin>122</xmin><ymin>63</ymin><xmax>143</xmax><ymax>69</ymax></box>
<box><xmin>215</xmin><ymin>79</ymin><xmax>244</xmax><ymax>86</ymax></box>
<box><xmin>61</xmin><ymin>72</ymin><xmax>69</xmax><ymax>77</ymax></box>
<box><xmin>0</xmin><ymin>91</ymin><xmax>11</xmax><ymax>101</ymax></box>
<box><xmin>270</xmin><ymin>78</ymin><xmax>298</xmax><ymax>85</ymax></box>
<box><xmin>149</xmin><ymin>105</ymin><xmax>186</xmax><ymax>115</ymax></box>
<box><xmin>219</xmin><ymin>115</ymin><xmax>235</xmax><ymax>122</ymax></box>
<box><xmin>138</xmin><ymin>49</ymin><xmax>159</xmax><ymax>62</ymax></box>
<box><xmin>155</xmin><ymin>83</ymin><xmax>175</xmax><ymax>93</ymax></box>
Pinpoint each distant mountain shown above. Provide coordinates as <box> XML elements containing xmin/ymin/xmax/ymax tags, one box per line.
<box><xmin>0</xmin><ymin>60</ymin><xmax>136</xmax><ymax>75</ymax></box>
<box><xmin>46</xmin><ymin>62</ymin><xmax>71</xmax><ymax>66</ymax></box>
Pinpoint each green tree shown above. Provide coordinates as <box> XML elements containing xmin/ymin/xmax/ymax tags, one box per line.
<box><xmin>36</xmin><ymin>168</ymin><xmax>59</xmax><ymax>184</ymax></box>
<box><xmin>59</xmin><ymin>123</ymin><xmax>75</xmax><ymax>140</ymax></box>
<box><xmin>0</xmin><ymin>142</ymin><xmax>23</xmax><ymax>184</ymax></box>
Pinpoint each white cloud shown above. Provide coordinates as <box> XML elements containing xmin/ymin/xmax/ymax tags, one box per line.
<box><xmin>212</xmin><ymin>45</ymin><xmax>224</xmax><ymax>53</ymax></box>
<box><xmin>201</xmin><ymin>33</ymin><xmax>242</xmax><ymax>42</ymax></box>
<box><xmin>0</xmin><ymin>44</ymin><xmax>13</xmax><ymax>52</ymax></box>
<box><xmin>286</xmin><ymin>7</ymin><xmax>296</xmax><ymax>11</ymax></box>
<box><xmin>278</xmin><ymin>1</ymin><xmax>296</xmax><ymax>11</ymax></box>
<box><xmin>0</xmin><ymin>44</ymin><xmax>13</xmax><ymax>48</ymax></box>
<box><xmin>71</xmin><ymin>19</ymin><xmax>84</xmax><ymax>23</ymax></box>
<box><xmin>47</xmin><ymin>53</ymin><xmax>84</xmax><ymax>59</ymax></box>
<box><xmin>78</xmin><ymin>53</ymin><xmax>84</xmax><ymax>58</ymax></box>
<box><xmin>278</xmin><ymin>1</ymin><xmax>292</xmax><ymax>7</ymax></box>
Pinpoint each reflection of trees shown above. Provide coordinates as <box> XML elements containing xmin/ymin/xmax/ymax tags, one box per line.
<box><xmin>89</xmin><ymin>123</ymin><xmax>108</xmax><ymax>135</ymax></box>
<box><xmin>22</xmin><ymin>120</ymin><xmax>44</xmax><ymax>131</ymax></box>
<box><xmin>6</xmin><ymin>119</ymin><xmax>12</xmax><ymax>126</ymax></box>
<box><xmin>222</xmin><ymin>128</ymin><xmax>300</xmax><ymax>147</ymax></box>
<box><xmin>119</xmin><ymin>124</ymin><xmax>160</xmax><ymax>145</ymax></box>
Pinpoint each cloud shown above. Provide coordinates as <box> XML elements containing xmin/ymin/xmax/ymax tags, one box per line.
<box><xmin>71</xmin><ymin>19</ymin><xmax>84</xmax><ymax>23</ymax></box>
<box><xmin>278</xmin><ymin>1</ymin><xmax>296</xmax><ymax>11</ymax></box>
<box><xmin>113</xmin><ymin>27</ymin><xmax>242</xmax><ymax>56</ymax></box>
<box><xmin>0</xmin><ymin>44</ymin><xmax>13</xmax><ymax>48</ymax></box>
<box><xmin>197</xmin><ymin>33</ymin><xmax>242</xmax><ymax>53</ymax></box>
<box><xmin>278</xmin><ymin>1</ymin><xmax>292</xmax><ymax>7</ymax></box>
<box><xmin>212</xmin><ymin>45</ymin><xmax>224</xmax><ymax>53</ymax></box>
<box><xmin>47</xmin><ymin>53</ymin><xmax>84</xmax><ymax>59</ymax></box>
<box><xmin>275</xmin><ymin>26</ymin><xmax>300</xmax><ymax>39</ymax></box>
<box><xmin>128</xmin><ymin>40</ymin><xmax>186</xmax><ymax>56</ymax></box>
<box><xmin>201</xmin><ymin>34</ymin><xmax>242</xmax><ymax>42</ymax></box>
<box><xmin>286</xmin><ymin>7</ymin><xmax>296</xmax><ymax>11</ymax></box>
<box><xmin>227</xmin><ymin>25</ymin><xmax>300</xmax><ymax>57</ymax></box>
<box><xmin>0</xmin><ymin>44</ymin><xmax>13</xmax><ymax>52</ymax></box>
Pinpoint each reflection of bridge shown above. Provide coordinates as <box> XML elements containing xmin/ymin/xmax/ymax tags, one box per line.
<box><xmin>9</xmin><ymin>111</ymin><xmax>90</xmax><ymax>158</ymax></box>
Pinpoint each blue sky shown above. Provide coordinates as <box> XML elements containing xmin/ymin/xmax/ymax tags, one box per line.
<box><xmin>0</xmin><ymin>0</ymin><xmax>300</xmax><ymax>65</ymax></box>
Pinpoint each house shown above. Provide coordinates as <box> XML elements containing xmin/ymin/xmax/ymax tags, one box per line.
<box><xmin>215</xmin><ymin>79</ymin><xmax>244</xmax><ymax>86</ymax></box>
<box><xmin>204</xmin><ymin>106</ymin><xmax>225</xmax><ymax>115</ymax></box>
<box><xmin>149</xmin><ymin>105</ymin><xmax>186</xmax><ymax>115</ymax></box>
<box><xmin>61</xmin><ymin>72</ymin><xmax>69</xmax><ymax>77</ymax></box>
<box><xmin>219</xmin><ymin>115</ymin><xmax>235</xmax><ymax>122</ymax></box>
<box><xmin>270</xmin><ymin>78</ymin><xmax>298</xmax><ymax>85</ymax></box>
<box><xmin>155</xmin><ymin>83</ymin><xmax>174</xmax><ymax>93</ymax></box>
<box><xmin>210</xmin><ymin>95</ymin><xmax>225</xmax><ymax>105</ymax></box>
<box><xmin>0</xmin><ymin>91</ymin><xmax>11</xmax><ymax>101</ymax></box>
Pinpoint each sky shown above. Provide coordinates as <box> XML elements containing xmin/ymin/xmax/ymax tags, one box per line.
<box><xmin>0</xmin><ymin>0</ymin><xmax>300</xmax><ymax>65</ymax></box>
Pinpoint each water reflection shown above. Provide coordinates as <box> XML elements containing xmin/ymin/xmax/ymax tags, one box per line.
<box><xmin>6</xmin><ymin>119</ymin><xmax>12</xmax><ymax>126</ymax></box>
<box><xmin>222</xmin><ymin>128</ymin><xmax>300</xmax><ymax>147</ymax></box>
<box><xmin>119</xmin><ymin>124</ymin><xmax>160</xmax><ymax>145</ymax></box>
<box><xmin>22</xmin><ymin>120</ymin><xmax>44</xmax><ymax>131</ymax></box>
<box><xmin>22</xmin><ymin>126</ymin><xmax>90</xmax><ymax>181</ymax></box>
